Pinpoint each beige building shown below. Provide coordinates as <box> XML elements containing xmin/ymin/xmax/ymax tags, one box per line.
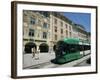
<box><xmin>72</xmin><ymin>24</ymin><xmax>88</xmax><ymax>41</ymax></box>
<box><xmin>23</xmin><ymin>11</ymin><xmax>90</xmax><ymax>53</ymax></box>
<box><xmin>23</xmin><ymin>10</ymin><xmax>50</xmax><ymax>52</ymax></box>
<box><xmin>49</xmin><ymin>12</ymin><xmax>73</xmax><ymax>51</ymax></box>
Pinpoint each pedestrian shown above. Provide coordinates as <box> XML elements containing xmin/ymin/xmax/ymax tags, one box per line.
<box><xmin>49</xmin><ymin>48</ymin><xmax>51</xmax><ymax>54</ymax></box>
<box><xmin>35</xmin><ymin>48</ymin><xmax>40</xmax><ymax>60</ymax></box>
<box><xmin>32</xmin><ymin>47</ymin><xmax>36</xmax><ymax>58</ymax></box>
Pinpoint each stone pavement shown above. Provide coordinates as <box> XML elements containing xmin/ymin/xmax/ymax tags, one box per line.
<box><xmin>23</xmin><ymin>51</ymin><xmax>91</xmax><ymax>69</ymax></box>
<box><xmin>23</xmin><ymin>52</ymin><xmax>55</xmax><ymax>69</ymax></box>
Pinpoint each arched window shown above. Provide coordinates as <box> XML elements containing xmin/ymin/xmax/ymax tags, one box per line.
<box><xmin>39</xmin><ymin>43</ymin><xmax>49</xmax><ymax>52</ymax></box>
<box><xmin>24</xmin><ymin>42</ymin><xmax>37</xmax><ymax>53</ymax></box>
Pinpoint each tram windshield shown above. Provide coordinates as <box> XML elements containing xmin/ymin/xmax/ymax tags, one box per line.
<box><xmin>56</xmin><ymin>41</ymin><xmax>79</xmax><ymax>53</ymax></box>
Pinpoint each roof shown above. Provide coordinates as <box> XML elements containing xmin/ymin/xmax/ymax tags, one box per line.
<box><xmin>63</xmin><ymin>38</ymin><xmax>80</xmax><ymax>44</ymax></box>
<box><xmin>52</xmin><ymin>12</ymin><xmax>72</xmax><ymax>24</ymax></box>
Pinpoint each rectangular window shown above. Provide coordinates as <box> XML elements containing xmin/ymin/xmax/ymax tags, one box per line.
<box><xmin>38</xmin><ymin>19</ymin><xmax>42</xmax><ymax>26</ymax></box>
<box><xmin>79</xmin><ymin>45</ymin><xmax>84</xmax><ymax>51</ymax></box>
<box><xmin>43</xmin><ymin>32</ymin><xmax>47</xmax><ymax>39</ymax></box>
<box><xmin>43</xmin><ymin>22</ymin><xmax>48</xmax><ymax>28</ymax></box>
<box><xmin>69</xmin><ymin>32</ymin><xmax>71</xmax><ymax>37</ymax></box>
<box><xmin>60</xmin><ymin>21</ymin><xmax>63</xmax><ymax>27</ymax></box>
<box><xmin>83</xmin><ymin>45</ymin><xmax>91</xmax><ymax>50</ymax></box>
<box><xmin>30</xmin><ymin>17</ymin><xmax>36</xmax><ymax>25</ymax></box>
<box><xmin>54</xmin><ymin>18</ymin><xmax>57</xmax><ymax>24</ymax></box>
<box><xmin>29</xmin><ymin>29</ymin><xmax>35</xmax><ymax>37</ymax></box>
<box><xmin>69</xmin><ymin>26</ymin><xmax>71</xmax><ymax>31</ymax></box>
<box><xmin>55</xmin><ymin>34</ymin><xmax>57</xmax><ymax>40</ymax></box>
<box><xmin>66</xmin><ymin>24</ymin><xmax>68</xmax><ymax>29</ymax></box>
<box><xmin>66</xmin><ymin>30</ymin><xmax>68</xmax><ymax>37</ymax></box>
<box><xmin>61</xmin><ymin>29</ymin><xmax>63</xmax><ymax>34</ymax></box>
<box><xmin>55</xmin><ymin>26</ymin><xmax>57</xmax><ymax>32</ymax></box>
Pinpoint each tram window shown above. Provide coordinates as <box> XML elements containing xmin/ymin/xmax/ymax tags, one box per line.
<box><xmin>84</xmin><ymin>45</ymin><xmax>87</xmax><ymax>50</ymax></box>
<box><xmin>88</xmin><ymin>45</ymin><xmax>91</xmax><ymax>50</ymax></box>
<box><xmin>83</xmin><ymin>45</ymin><xmax>85</xmax><ymax>50</ymax></box>
<box><xmin>83</xmin><ymin>45</ymin><xmax>90</xmax><ymax>50</ymax></box>
<box><xmin>87</xmin><ymin>45</ymin><xmax>90</xmax><ymax>50</ymax></box>
<box><xmin>79</xmin><ymin>45</ymin><xmax>84</xmax><ymax>51</ymax></box>
<box><xmin>65</xmin><ymin>44</ymin><xmax>70</xmax><ymax>53</ymax></box>
<box><xmin>68</xmin><ymin>44</ymin><xmax>78</xmax><ymax>53</ymax></box>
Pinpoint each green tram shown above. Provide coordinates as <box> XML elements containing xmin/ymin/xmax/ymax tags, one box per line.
<box><xmin>51</xmin><ymin>38</ymin><xmax>90</xmax><ymax>64</ymax></box>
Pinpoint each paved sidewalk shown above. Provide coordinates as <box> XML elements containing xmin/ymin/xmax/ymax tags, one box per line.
<box><xmin>23</xmin><ymin>52</ymin><xmax>55</xmax><ymax>69</ymax></box>
<box><xmin>23</xmin><ymin>51</ymin><xmax>91</xmax><ymax>69</ymax></box>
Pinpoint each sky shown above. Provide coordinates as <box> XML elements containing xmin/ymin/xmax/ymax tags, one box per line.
<box><xmin>63</xmin><ymin>12</ymin><xmax>91</xmax><ymax>32</ymax></box>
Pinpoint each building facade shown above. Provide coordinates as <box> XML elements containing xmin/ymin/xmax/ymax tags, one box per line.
<box><xmin>23</xmin><ymin>11</ymin><xmax>90</xmax><ymax>53</ymax></box>
<box><xmin>23</xmin><ymin>10</ymin><xmax>50</xmax><ymax>52</ymax></box>
<box><xmin>49</xmin><ymin>12</ymin><xmax>73</xmax><ymax>51</ymax></box>
<box><xmin>72</xmin><ymin>24</ymin><xmax>88</xmax><ymax>41</ymax></box>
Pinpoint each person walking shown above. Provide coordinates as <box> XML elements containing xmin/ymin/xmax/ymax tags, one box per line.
<box><xmin>32</xmin><ymin>47</ymin><xmax>36</xmax><ymax>58</ymax></box>
<box><xmin>35</xmin><ymin>48</ymin><xmax>40</xmax><ymax>60</ymax></box>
